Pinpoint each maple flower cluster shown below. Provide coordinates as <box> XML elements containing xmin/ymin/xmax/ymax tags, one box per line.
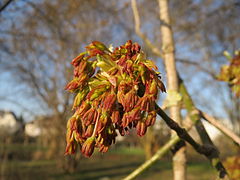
<box><xmin>65</xmin><ymin>40</ymin><xmax>166</xmax><ymax>157</ymax></box>
<box><xmin>219</xmin><ymin>51</ymin><xmax>240</xmax><ymax>97</ymax></box>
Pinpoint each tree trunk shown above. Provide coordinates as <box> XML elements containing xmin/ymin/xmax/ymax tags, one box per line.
<box><xmin>142</xmin><ymin>127</ymin><xmax>155</xmax><ymax>160</ymax></box>
<box><xmin>158</xmin><ymin>0</ymin><xmax>187</xmax><ymax>180</ymax></box>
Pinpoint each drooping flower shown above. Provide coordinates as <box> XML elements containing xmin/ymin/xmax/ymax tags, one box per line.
<box><xmin>65</xmin><ymin>40</ymin><xmax>166</xmax><ymax>157</ymax></box>
<box><xmin>81</xmin><ymin>137</ymin><xmax>96</xmax><ymax>157</ymax></box>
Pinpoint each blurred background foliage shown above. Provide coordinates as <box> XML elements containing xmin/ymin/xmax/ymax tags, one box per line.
<box><xmin>0</xmin><ymin>0</ymin><xmax>239</xmax><ymax>179</ymax></box>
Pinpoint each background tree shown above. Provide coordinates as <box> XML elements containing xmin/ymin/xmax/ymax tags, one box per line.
<box><xmin>0</xmin><ymin>0</ymin><xmax>134</xmax><ymax>171</ymax></box>
<box><xmin>158</xmin><ymin>0</ymin><xmax>186</xmax><ymax>179</ymax></box>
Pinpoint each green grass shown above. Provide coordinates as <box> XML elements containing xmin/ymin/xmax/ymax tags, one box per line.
<box><xmin>1</xmin><ymin>150</ymin><xmax>216</xmax><ymax>180</ymax></box>
<box><xmin>108</xmin><ymin>146</ymin><xmax>145</xmax><ymax>155</ymax></box>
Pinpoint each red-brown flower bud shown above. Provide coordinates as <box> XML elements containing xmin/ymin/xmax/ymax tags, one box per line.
<box><xmin>74</xmin><ymin>60</ymin><xmax>87</xmax><ymax>77</ymax></box>
<box><xmin>65</xmin><ymin>140</ymin><xmax>77</xmax><ymax>155</ymax></box>
<box><xmin>78</xmin><ymin>73</ymin><xmax>88</xmax><ymax>84</ymax></box>
<box><xmin>86</xmin><ymin>42</ymin><xmax>106</xmax><ymax>56</ymax></box>
<box><xmin>82</xmin><ymin>108</ymin><xmax>96</xmax><ymax>126</ymax></box>
<box><xmin>87</xmin><ymin>85</ymin><xmax>109</xmax><ymax>101</ymax></box>
<box><xmin>77</xmin><ymin>101</ymin><xmax>91</xmax><ymax>116</ymax></box>
<box><xmin>66</xmin><ymin>116</ymin><xmax>76</xmax><ymax>130</ymax></box>
<box><xmin>124</xmin><ymin>90</ymin><xmax>138</xmax><ymax>111</ymax></box>
<box><xmin>145</xmin><ymin>111</ymin><xmax>157</xmax><ymax>126</ymax></box>
<box><xmin>122</xmin><ymin>113</ymin><xmax>130</xmax><ymax>128</ymax></box>
<box><xmin>84</xmin><ymin>124</ymin><xmax>94</xmax><ymax>137</ymax></box>
<box><xmin>127</xmin><ymin>107</ymin><xmax>141</xmax><ymax>121</ymax></box>
<box><xmin>73</xmin><ymin>88</ymin><xmax>89</xmax><ymax>109</ymax></box>
<box><xmin>97</xmin><ymin>113</ymin><xmax>108</xmax><ymax>133</ymax></box>
<box><xmin>102</xmin><ymin>93</ymin><xmax>116</xmax><ymax>111</ymax></box>
<box><xmin>138</xmin><ymin>64</ymin><xmax>146</xmax><ymax>84</ymax></box>
<box><xmin>92</xmin><ymin>41</ymin><xmax>111</xmax><ymax>52</ymax></box>
<box><xmin>136</xmin><ymin>121</ymin><xmax>147</xmax><ymax>136</ymax></box>
<box><xmin>99</xmin><ymin>144</ymin><xmax>109</xmax><ymax>153</ymax></box>
<box><xmin>136</xmin><ymin>96</ymin><xmax>155</xmax><ymax>112</ymax></box>
<box><xmin>117</xmin><ymin>91</ymin><xmax>124</xmax><ymax>106</ymax></box>
<box><xmin>81</xmin><ymin>137</ymin><xmax>96</xmax><ymax>157</ymax></box>
<box><xmin>73</xmin><ymin>131</ymin><xmax>84</xmax><ymax>143</ymax></box>
<box><xmin>71</xmin><ymin>54</ymin><xmax>85</xmax><ymax>67</ymax></box>
<box><xmin>149</xmin><ymin>80</ymin><xmax>158</xmax><ymax>95</ymax></box>
<box><xmin>132</xmin><ymin>42</ymin><xmax>141</xmax><ymax>53</ymax></box>
<box><xmin>111</xmin><ymin>110</ymin><xmax>121</xmax><ymax>123</ymax></box>
<box><xmin>108</xmin><ymin>67</ymin><xmax>119</xmax><ymax>76</ymax></box>
<box><xmin>65</xmin><ymin>79</ymin><xmax>80</xmax><ymax>91</ymax></box>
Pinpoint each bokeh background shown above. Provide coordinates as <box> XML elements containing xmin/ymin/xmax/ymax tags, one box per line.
<box><xmin>0</xmin><ymin>0</ymin><xmax>239</xmax><ymax>179</ymax></box>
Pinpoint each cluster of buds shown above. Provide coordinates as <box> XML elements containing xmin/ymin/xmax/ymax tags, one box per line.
<box><xmin>218</xmin><ymin>51</ymin><xmax>240</xmax><ymax>97</ymax></box>
<box><xmin>65</xmin><ymin>40</ymin><xmax>166</xmax><ymax>157</ymax></box>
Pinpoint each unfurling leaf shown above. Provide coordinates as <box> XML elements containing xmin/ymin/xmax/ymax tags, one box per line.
<box><xmin>163</xmin><ymin>90</ymin><xmax>182</xmax><ymax>107</ymax></box>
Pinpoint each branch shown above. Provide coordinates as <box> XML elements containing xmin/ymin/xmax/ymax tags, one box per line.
<box><xmin>0</xmin><ymin>96</ymin><xmax>35</xmax><ymax>116</ymax></box>
<box><xmin>156</xmin><ymin>105</ymin><xmax>213</xmax><ymax>155</ymax></box>
<box><xmin>17</xmin><ymin>64</ymin><xmax>49</xmax><ymax>104</ymax></box>
<box><xmin>176</xmin><ymin>58</ymin><xmax>218</xmax><ymax>79</ymax></box>
<box><xmin>123</xmin><ymin>89</ymin><xmax>232</xmax><ymax>180</ymax></box>
<box><xmin>155</xmin><ymin>104</ymin><xmax>229</xmax><ymax>179</ymax></box>
<box><xmin>123</xmin><ymin>103</ymin><xmax>230</xmax><ymax>180</ymax></box>
<box><xmin>123</xmin><ymin>135</ymin><xmax>180</xmax><ymax>180</ymax></box>
<box><xmin>179</xmin><ymin>76</ymin><xmax>230</xmax><ymax>179</ymax></box>
<box><xmin>0</xmin><ymin>0</ymin><xmax>14</xmax><ymax>13</ymax></box>
<box><xmin>201</xmin><ymin>111</ymin><xmax>240</xmax><ymax>146</ymax></box>
<box><xmin>179</xmin><ymin>75</ymin><xmax>214</xmax><ymax>146</ymax></box>
<box><xmin>123</xmin><ymin>105</ymin><xmax>194</xmax><ymax>180</ymax></box>
<box><xmin>131</xmin><ymin>0</ymin><xmax>163</xmax><ymax>58</ymax></box>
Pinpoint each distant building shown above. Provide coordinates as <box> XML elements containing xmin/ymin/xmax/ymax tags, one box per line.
<box><xmin>25</xmin><ymin>122</ymin><xmax>42</xmax><ymax>137</ymax></box>
<box><xmin>24</xmin><ymin>115</ymin><xmax>57</xmax><ymax>138</ymax></box>
<box><xmin>0</xmin><ymin>110</ymin><xmax>22</xmax><ymax>135</ymax></box>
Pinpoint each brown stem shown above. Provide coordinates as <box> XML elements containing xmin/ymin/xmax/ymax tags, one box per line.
<box><xmin>0</xmin><ymin>0</ymin><xmax>14</xmax><ymax>13</ymax></box>
<box><xmin>131</xmin><ymin>0</ymin><xmax>163</xmax><ymax>58</ymax></box>
<box><xmin>201</xmin><ymin>111</ymin><xmax>240</xmax><ymax>146</ymax></box>
<box><xmin>155</xmin><ymin>104</ymin><xmax>229</xmax><ymax>179</ymax></box>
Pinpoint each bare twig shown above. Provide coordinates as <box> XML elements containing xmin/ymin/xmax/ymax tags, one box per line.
<box><xmin>123</xmin><ymin>107</ymin><xmax>195</xmax><ymax>180</ymax></box>
<box><xmin>0</xmin><ymin>96</ymin><xmax>36</xmax><ymax>116</ymax></box>
<box><xmin>123</xmin><ymin>103</ymin><xmax>232</xmax><ymax>180</ymax></box>
<box><xmin>176</xmin><ymin>58</ymin><xmax>218</xmax><ymax>79</ymax></box>
<box><xmin>155</xmin><ymin>104</ymin><xmax>229</xmax><ymax>179</ymax></box>
<box><xmin>179</xmin><ymin>78</ymin><xmax>230</xmax><ymax>179</ymax></box>
<box><xmin>201</xmin><ymin>111</ymin><xmax>240</xmax><ymax>146</ymax></box>
<box><xmin>123</xmin><ymin>135</ymin><xmax>180</xmax><ymax>180</ymax></box>
<box><xmin>0</xmin><ymin>0</ymin><xmax>14</xmax><ymax>13</ymax></box>
<box><xmin>131</xmin><ymin>0</ymin><xmax>163</xmax><ymax>58</ymax></box>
